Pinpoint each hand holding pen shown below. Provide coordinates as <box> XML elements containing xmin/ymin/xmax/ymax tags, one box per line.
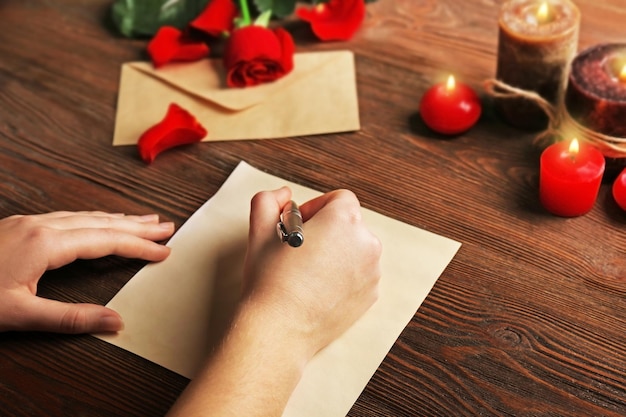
<box><xmin>168</xmin><ymin>189</ymin><xmax>382</xmax><ymax>416</ymax></box>
<box><xmin>242</xmin><ymin>186</ymin><xmax>382</xmax><ymax>356</ymax></box>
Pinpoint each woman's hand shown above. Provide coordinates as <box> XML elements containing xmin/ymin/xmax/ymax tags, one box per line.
<box><xmin>0</xmin><ymin>211</ymin><xmax>174</xmax><ymax>333</ymax></box>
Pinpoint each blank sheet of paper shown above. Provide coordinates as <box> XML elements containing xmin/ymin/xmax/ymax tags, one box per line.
<box><xmin>96</xmin><ymin>161</ymin><xmax>461</xmax><ymax>416</ymax></box>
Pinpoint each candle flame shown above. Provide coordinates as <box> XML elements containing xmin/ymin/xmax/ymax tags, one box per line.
<box><xmin>537</xmin><ymin>2</ymin><xmax>550</xmax><ymax>23</ymax></box>
<box><xmin>446</xmin><ymin>75</ymin><xmax>456</xmax><ymax>91</ymax></box>
<box><xmin>569</xmin><ymin>138</ymin><xmax>579</xmax><ymax>154</ymax></box>
<box><xmin>620</xmin><ymin>64</ymin><xmax>626</xmax><ymax>82</ymax></box>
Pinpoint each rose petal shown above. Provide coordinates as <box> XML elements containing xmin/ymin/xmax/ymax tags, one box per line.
<box><xmin>223</xmin><ymin>26</ymin><xmax>295</xmax><ymax>88</ymax></box>
<box><xmin>137</xmin><ymin>103</ymin><xmax>208</xmax><ymax>164</ymax></box>
<box><xmin>274</xmin><ymin>27</ymin><xmax>295</xmax><ymax>74</ymax></box>
<box><xmin>190</xmin><ymin>0</ymin><xmax>238</xmax><ymax>37</ymax></box>
<box><xmin>224</xmin><ymin>26</ymin><xmax>281</xmax><ymax>66</ymax></box>
<box><xmin>296</xmin><ymin>0</ymin><xmax>365</xmax><ymax>41</ymax></box>
<box><xmin>147</xmin><ymin>26</ymin><xmax>209</xmax><ymax>68</ymax></box>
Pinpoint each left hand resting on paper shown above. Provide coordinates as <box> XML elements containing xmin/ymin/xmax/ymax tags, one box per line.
<box><xmin>0</xmin><ymin>211</ymin><xmax>174</xmax><ymax>334</ymax></box>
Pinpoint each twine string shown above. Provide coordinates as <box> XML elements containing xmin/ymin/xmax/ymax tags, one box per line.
<box><xmin>483</xmin><ymin>78</ymin><xmax>626</xmax><ymax>159</ymax></box>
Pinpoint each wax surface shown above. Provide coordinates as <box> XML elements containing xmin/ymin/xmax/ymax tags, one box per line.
<box><xmin>499</xmin><ymin>0</ymin><xmax>579</xmax><ymax>37</ymax></box>
<box><xmin>540</xmin><ymin>141</ymin><xmax>605</xmax><ymax>217</ymax></box>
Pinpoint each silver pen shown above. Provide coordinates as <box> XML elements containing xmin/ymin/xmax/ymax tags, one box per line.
<box><xmin>276</xmin><ymin>200</ymin><xmax>304</xmax><ymax>247</ymax></box>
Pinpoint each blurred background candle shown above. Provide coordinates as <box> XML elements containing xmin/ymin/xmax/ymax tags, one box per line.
<box><xmin>565</xmin><ymin>43</ymin><xmax>626</xmax><ymax>138</ymax></box>
<box><xmin>540</xmin><ymin>138</ymin><xmax>605</xmax><ymax>217</ymax></box>
<box><xmin>495</xmin><ymin>0</ymin><xmax>580</xmax><ymax>130</ymax></box>
<box><xmin>612</xmin><ymin>168</ymin><xmax>626</xmax><ymax>211</ymax></box>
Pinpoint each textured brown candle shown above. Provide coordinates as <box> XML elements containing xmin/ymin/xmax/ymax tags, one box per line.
<box><xmin>565</xmin><ymin>43</ymin><xmax>626</xmax><ymax>137</ymax></box>
<box><xmin>495</xmin><ymin>0</ymin><xmax>580</xmax><ymax>130</ymax></box>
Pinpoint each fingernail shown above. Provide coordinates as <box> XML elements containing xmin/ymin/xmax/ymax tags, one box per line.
<box><xmin>99</xmin><ymin>314</ymin><xmax>124</xmax><ymax>332</ymax></box>
<box><xmin>139</xmin><ymin>214</ymin><xmax>159</xmax><ymax>222</ymax></box>
<box><xmin>159</xmin><ymin>222</ymin><xmax>175</xmax><ymax>230</ymax></box>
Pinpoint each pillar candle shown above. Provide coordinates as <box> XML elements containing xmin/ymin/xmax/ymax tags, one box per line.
<box><xmin>565</xmin><ymin>43</ymin><xmax>626</xmax><ymax>137</ymax></box>
<box><xmin>539</xmin><ymin>138</ymin><xmax>605</xmax><ymax>217</ymax></box>
<box><xmin>495</xmin><ymin>0</ymin><xmax>580</xmax><ymax>130</ymax></box>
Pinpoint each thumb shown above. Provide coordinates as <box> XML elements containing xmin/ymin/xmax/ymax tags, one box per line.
<box><xmin>248</xmin><ymin>187</ymin><xmax>292</xmax><ymax>245</ymax></box>
<box><xmin>22</xmin><ymin>297</ymin><xmax>124</xmax><ymax>334</ymax></box>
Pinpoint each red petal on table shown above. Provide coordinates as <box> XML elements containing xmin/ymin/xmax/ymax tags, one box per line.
<box><xmin>137</xmin><ymin>104</ymin><xmax>208</xmax><ymax>164</ymax></box>
<box><xmin>147</xmin><ymin>26</ymin><xmax>209</xmax><ymax>68</ymax></box>
<box><xmin>296</xmin><ymin>0</ymin><xmax>365</xmax><ymax>41</ymax></box>
<box><xmin>223</xmin><ymin>26</ymin><xmax>295</xmax><ymax>88</ymax></box>
<box><xmin>190</xmin><ymin>0</ymin><xmax>238</xmax><ymax>36</ymax></box>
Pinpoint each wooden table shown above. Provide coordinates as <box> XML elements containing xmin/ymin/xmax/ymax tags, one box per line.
<box><xmin>1</xmin><ymin>1</ymin><xmax>625</xmax><ymax>416</ymax></box>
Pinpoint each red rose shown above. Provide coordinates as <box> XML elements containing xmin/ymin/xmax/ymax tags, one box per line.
<box><xmin>138</xmin><ymin>103</ymin><xmax>208</xmax><ymax>164</ymax></box>
<box><xmin>296</xmin><ymin>0</ymin><xmax>366</xmax><ymax>41</ymax></box>
<box><xmin>223</xmin><ymin>26</ymin><xmax>295</xmax><ymax>88</ymax></box>
<box><xmin>147</xmin><ymin>26</ymin><xmax>209</xmax><ymax>68</ymax></box>
<box><xmin>190</xmin><ymin>0</ymin><xmax>238</xmax><ymax>36</ymax></box>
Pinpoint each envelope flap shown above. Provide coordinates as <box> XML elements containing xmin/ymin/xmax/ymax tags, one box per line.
<box><xmin>128</xmin><ymin>51</ymin><xmax>353</xmax><ymax>111</ymax></box>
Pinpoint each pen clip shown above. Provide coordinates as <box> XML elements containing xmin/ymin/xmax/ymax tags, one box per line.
<box><xmin>276</xmin><ymin>221</ymin><xmax>288</xmax><ymax>242</ymax></box>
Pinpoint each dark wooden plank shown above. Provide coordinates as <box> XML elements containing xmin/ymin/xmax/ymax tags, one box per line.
<box><xmin>1</xmin><ymin>0</ymin><xmax>625</xmax><ymax>416</ymax></box>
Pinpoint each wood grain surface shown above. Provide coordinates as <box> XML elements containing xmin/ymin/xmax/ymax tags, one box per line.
<box><xmin>1</xmin><ymin>1</ymin><xmax>625</xmax><ymax>416</ymax></box>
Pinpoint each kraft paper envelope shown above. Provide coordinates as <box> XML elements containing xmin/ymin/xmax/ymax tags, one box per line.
<box><xmin>113</xmin><ymin>50</ymin><xmax>360</xmax><ymax>145</ymax></box>
<box><xmin>96</xmin><ymin>161</ymin><xmax>461</xmax><ymax>416</ymax></box>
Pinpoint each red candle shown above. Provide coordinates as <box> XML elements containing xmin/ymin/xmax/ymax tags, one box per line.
<box><xmin>539</xmin><ymin>138</ymin><xmax>605</xmax><ymax>217</ymax></box>
<box><xmin>419</xmin><ymin>75</ymin><xmax>482</xmax><ymax>135</ymax></box>
<box><xmin>612</xmin><ymin>168</ymin><xmax>626</xmax><ymax>211</ymax></box>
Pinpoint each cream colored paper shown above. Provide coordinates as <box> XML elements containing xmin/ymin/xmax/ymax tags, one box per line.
<box><xmin>96</xmin><ymin>161</ymin><xmax>460</xmax><ymax>416</ymax></box>
<box><xmin>112</xmin><ymin>51</ymin><xmax>360</xmax><ymax>145</ymax></box>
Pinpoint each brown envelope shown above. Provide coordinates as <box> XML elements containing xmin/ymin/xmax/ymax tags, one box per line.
<box><xmin>112</xmin><ymin>50</ymin><xmax>360</xmax><ymax>145</ymax></box>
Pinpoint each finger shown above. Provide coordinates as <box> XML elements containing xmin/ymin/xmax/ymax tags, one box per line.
<box><xmin>32</xmin><ymin>214</ymin><xmax>170</xmax><ymax>236</ymax></box>
<box><xmin>32</xmin><ymin>211</ymin><xmax>126</xmax><ymax>220</ymax></box>
<box><xmin>299</xmin><ymin>189</ymin><xmax>360</xmax><ymax>222</ymax></box>
<box><xmin>47</xmin><ymin>229</ymin><xmax>172</xmax><ymax>269</ymax></box>
<box><xmin>17</xmin><ymin>296</ymin><xmax>124</xmax><ymax>334</ymax></box>
<box><xmin>248</xmin><ymin>187</ymin><xmax>292</xmax><ymax>245</ymax></box>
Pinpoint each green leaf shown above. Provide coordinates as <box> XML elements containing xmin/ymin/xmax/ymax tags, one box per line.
<box><xmin>111</xmin><ymin>0</ymin><xmax>211</xmax><ymax>38</ymax></box>
<box><xmin>254</xmin><ymin>10</ymin><xmax>272</xmax><ymax>27</ymax></box>
<box><xmin>252</xmin><ymin>0</ymin><xmax>297</xmax><ymax>18</ymax></box>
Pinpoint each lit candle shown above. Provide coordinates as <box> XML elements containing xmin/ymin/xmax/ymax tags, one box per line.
<box><xmin>495</xmin><ymin>0</ymin><xmax>580</xmax><ymax>130</ymax></box>
<box><xmin>419</xmin><ymin>75</ymin><xmax>482</xmax><ymax>135</ymax></box>
<box><xmin>565</xmin><ymin>43</ymin><xmax>626</xmax><ymax>137</ymax></box>
<box><xmin>535</xmin><ymin>2</ymin><xmax>553</xmax><ymax>25</ymax></box>
<box><xmin>540</xmin><ymin>138</ymin><xmax>605</xmax><ymax>217</ymax></box>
